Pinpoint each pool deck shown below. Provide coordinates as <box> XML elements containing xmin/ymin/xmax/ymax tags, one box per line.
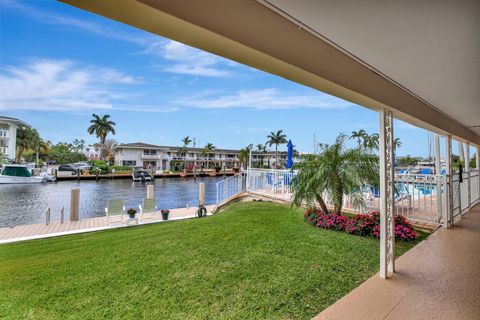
<box><xmin>0</xmin><ymin>205</ymin><xmax>216</xmax><ymax>244</ymax></box>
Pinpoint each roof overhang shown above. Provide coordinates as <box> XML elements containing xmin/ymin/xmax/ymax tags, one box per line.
<box><xmin>0</xmin><ymin>116</ymin><xmax>31</xmax><ymax>128</ymax></box>
<box><xmin>60</xmin><ymin>0</ymin><xmax>480</xmax><ymax>145</ymax></box>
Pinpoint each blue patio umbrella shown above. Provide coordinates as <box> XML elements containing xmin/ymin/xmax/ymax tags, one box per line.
<box><xmin>285</xmin><ymin>140</ymin><xmax>294</xmax><ymax>169</ymax></box>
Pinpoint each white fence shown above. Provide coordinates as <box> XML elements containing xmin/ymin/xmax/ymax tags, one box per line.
<box><xmin>246</xmin><ymin>169</ymin><xmax>296</xmax><ymax>200</ymax></box>
<box><xmin>216</xmin><ymin>173</ymin><xmax>246</xmax><ymax>205</ymax></box>
<box><xmin>243</xmin><ymin>168</ymin><xmax>480</xmax><ymax>226</ymax></box>
<box><xmin>452</xmin><ymin>170</ymin><xmax>480</xmax><ymax>221</ymax></box>
<box><xmin>214</xmin><ymin>168</ymin><xmax>480</xmax><ymax>225</ymax></box>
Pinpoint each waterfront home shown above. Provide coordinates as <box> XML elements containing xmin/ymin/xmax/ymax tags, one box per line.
<box><xmin>113</xmin><ymin>142</ymin><xmax>291</xmax><ymax>170</ymax></box>
<box><xmin>0</xmin><ymin>116</ymin><xmax>31</xmax><ymax>161</ymax></box>
<box><xmin>82</xmin><ymin>145</ymin><xmax>101</xmax><ymax>161</ymax></box>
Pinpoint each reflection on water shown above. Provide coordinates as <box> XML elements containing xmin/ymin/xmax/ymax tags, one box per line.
<box><xmin>0</xmin><ymin>177</ymin><xmax>221</xmax><ymax>228</ymax></box>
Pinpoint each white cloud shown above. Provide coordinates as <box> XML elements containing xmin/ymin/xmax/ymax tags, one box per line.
<box><xmin>145</xmin><ymin>40</ymin><xmax>234</xmax><ymax>77</ymax></box>
<box><xmin>0</xmin><ymin>59</ymin><xmax>143</xmax><ymax>112</ymax></box>
<box><xmin>3</xmin><ymin>1</ymin><xmax>242</xmax><ymax>78</ymax></box>
<box><xmin>175</xmin><ymin>88</ymin><xmax>353</xmax><ymax>110</ymax></box>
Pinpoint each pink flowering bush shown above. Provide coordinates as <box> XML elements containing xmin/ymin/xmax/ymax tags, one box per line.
<box><xmin>304</xmin><ymin>209</ymin><xmax>416</xmax><ymax>241</ymax></box>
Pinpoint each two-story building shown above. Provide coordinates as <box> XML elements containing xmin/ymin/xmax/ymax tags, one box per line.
<box><xmin>83</xmin><ymin>145</ymin><xmax>101</xmax><ymax>161</ymax></box>
<box><xmin>113</xmin><ymin>142</ymin><xmax>291</xmax><ymax>171</ymax></box>
<box><xmin>0</xmin><ymin>116</ymin><xmax>31</xmax><ymax>161</ymax></box>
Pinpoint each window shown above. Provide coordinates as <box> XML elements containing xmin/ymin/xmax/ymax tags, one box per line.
<box><xmin>143</xmin><ymin>149</ymin><xmax>157</xmax><ymax>155</ymax></box>
<box><xmin>2</xmin><ymin>166</ymin><xmax>31</xmax><ymax>177</ymax></box>
<box><xmin>0</xmin><ymin>125</ymin><xmax>8</xmax><ymax>138</ymax></box>
<box><xmin>122</xmin><ymin>160</ymin><xmax>136</xmax><ymax>166</ymax></box>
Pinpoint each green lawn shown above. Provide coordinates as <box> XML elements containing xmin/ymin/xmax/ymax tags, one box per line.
<box><xmin>0</xmin><ymin>202</ymin><xmax>422</xmax><ymax>319</ymax></box>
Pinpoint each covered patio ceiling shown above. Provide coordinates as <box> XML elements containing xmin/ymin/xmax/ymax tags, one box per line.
<box><xmin>60</xmin><ymin>0</ymin><xmax>480</xmax><ymax>145</ymax></box>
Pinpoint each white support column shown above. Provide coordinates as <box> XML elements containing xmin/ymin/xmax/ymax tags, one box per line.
<box><xmin>379</xmin><ymin>109</ymin><xmax>395</xmax><ymax>278</ymax></box>
<box><xmin>465</xmin><ymin>143</ymin><xmax>471</xmax><ymax>210</ymax></box>
<box><xmin>477</xmin><ymin>146</ymin><xmax>480</xmax><ymax>201</ymax></box>
<box><xmin>458</xmin><ymin>142</ymin><xmax>465</xmax><ymax>163</ymax></box>
<box><xmin>434</xmin><ymin>134</ymin><xmax>442</xmax><ymax>223</ymax></box>
<box><xmin>444</xmin><ymin>135</ymin><xmax>453</xmax><ymax>228</ymax></box>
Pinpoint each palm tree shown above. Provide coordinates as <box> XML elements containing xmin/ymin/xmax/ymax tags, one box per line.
<box><xmin>393</xmin><ymin>138</ymin><xmax>402</xmax><ymax>152</ymax></box>
<box><xmin>182</xmin><ymin>136</ymin><xmax>192</xmax><ymax>147</ymax></box>
<box><xmin>256</xmin><ymin>143</ymin><xmax>267</xmax><ymax>168</ymax></box>
<box><xmin>87</xmin><ymin>114</ymin><xmax>116</xmax><ymax>160</ymax></box>
<box><xmin>238</xmin><ymin>147</ymin><xmax>251</xmax><ymax>169</ymax></box>
<box><xmin>16</xmin><ymin>127</ymin><xmax>40</xmax><ymax>162</ymax></box>
<box><xmin>202</xmin><ymin>143</ymin><xmax>216</xmax><ymax>169</ymax></box>
<box><xmin>266</xmin><ymin>130</ymin><xmax>287</xmax><ymax>168</ymax></box>
<box><xmin>292</xmin><ymin>134</ymin><xmax>378</xmax><ymax>215</ymax></box>
<box><xmin>350</xmin><ymin>129</ymin><xmax>367</xmax><ymax>149</ymax></box>
<box><xmin>178</xmin><ymin>136</ymin><xmax>192</xmax><ymax>170</ymax></box>
<box><xmin>364</xmin><ymin>133</ymin><xmax>379</xmax><ymax>153</ymax></box>
<box><xmin>102</xmin><ymin>139</ymin><xmax>118</xmax><ymax>161</ymax></box>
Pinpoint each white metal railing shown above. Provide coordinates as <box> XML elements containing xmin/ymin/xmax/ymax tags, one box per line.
<box><xmin>451</xmin><ymin>169</ymin><xmax>480</xmax><ymax>221</ymax></box>
<box><xmin>471</xmin><ymin>170</ymin><xmax>479</xmax><ymax>207</ymax></box>
<box><xmin>246</xmin><ymin>169</ymin><xmax>296</xmax><ymax>200</ymax></box>
<box><xmin>246</xmin><ymin>169</ymin><xmax>452</xmax><ymax>225</ymax></box>
<box><xmin>216</xmin><ymin>173</ymin><xmax>246</xmax><ymax>205</ymax></box>
<box><xmin>234</xmin><ymin>169</ymin><xmax>480</xmax><ymax>226</ymax></box>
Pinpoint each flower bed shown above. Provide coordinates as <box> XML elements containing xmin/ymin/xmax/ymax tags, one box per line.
<box><xmin>304</xmin><ymin>209</ymin><xmax>416</xmax><ymax>241</ymax></box>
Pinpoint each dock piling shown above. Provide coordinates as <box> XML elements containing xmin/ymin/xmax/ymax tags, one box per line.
<box><xmin>147</xmin><ymin>184</ymin><xmax>154</xmax><ymax>199</ymax></box>
<box><xmin>46</xmin><ymin>208</ymin><xmax>51</xmax><ymax>225</ymax></box>
<box><xmin>199</xmin><ymin>182</ymin><xmax>205</xmax><ymax>206</ymax></box>
<box><xmin>70</xmin><ymin>189</ymin><xmax>80</xmax><ymax>221</ymax></box>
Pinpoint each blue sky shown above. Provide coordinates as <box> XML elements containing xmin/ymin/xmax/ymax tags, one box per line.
<box><xmin>0</xmin><ymin>0</ymin><xmax>432</xmax><ymax>156</ymax></box>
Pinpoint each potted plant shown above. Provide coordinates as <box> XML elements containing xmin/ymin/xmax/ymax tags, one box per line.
<box><xmin>161</xmin><ymin>209</ymin><xmax>170</xmax><ymax>221</ymax></box>
<box><xmin>127</xmin><ymin>208</ymin><xmax>137</xmax><ymax>219</ymax></box>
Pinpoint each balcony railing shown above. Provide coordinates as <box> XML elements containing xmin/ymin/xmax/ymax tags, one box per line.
<box><xmin>141</xmin><ymin>154</ymin><xmax>161</xmax><ymax>159</ymax></box>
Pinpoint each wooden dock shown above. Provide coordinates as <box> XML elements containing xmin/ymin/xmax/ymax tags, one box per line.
<box><xmin>56</xmin><ymin>172</ymin><xmax>236</xmax><ymax>181</ymax></box>
<box><xmin>0</xmin><ymin>205</ymin><xmax>215</xmax><ymax>244</ymax></box>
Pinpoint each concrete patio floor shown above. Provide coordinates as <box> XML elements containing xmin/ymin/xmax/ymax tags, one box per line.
<box><xmin>314</xmin><ymin>203</ymin><xmax>480</xmax><ymax>320</ymax></box>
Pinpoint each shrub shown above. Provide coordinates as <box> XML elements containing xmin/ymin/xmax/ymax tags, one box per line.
<box><xmin>92</xmin><ymin>160</ymin><xmax>108</xmax><ymax>167</ymax></box>
<box><xmin>304</xmin><ymin>209</ymin><xmax>416</xmax><ymax>241</ymax></box>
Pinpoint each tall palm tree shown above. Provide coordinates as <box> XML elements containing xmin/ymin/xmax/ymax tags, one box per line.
<box><xmin>182</xmin><ymin>136</ymin><xmax>192</xmax><ymax>147</ymax></box>
<box><xmin>87</xmin><ymin>114</ymin><xmax>116</xmax><ymax>160</ymax></box>
<box><xmin>102</xmin><ymin>139</ymin><xmax>118</xmax><ymax>161</ymax></box>
<box><xmin>350</xmin><ymin>129</ymin><xmax>367</xmax><ymax>149</ymax></box>
<box><xmin>202</xmin><ymin>143</ymin><xmax>216</xmax><ymax>169</ymax></box>
<box><xmin>256</xmin><ymin>143</ymin><xmax>267</xmax><ymax>168</ymax></box>
<box><xmin>16</xmin><ymin>127</ymin><xmax>40</xmax><ymax>162</ymax></box>
<box><xmin>178</xmin><ymin>136</ymin><xmax>192</xmax><ymax>170</ymax></box>
<box><xmin>292</xmin><ymin>134</ymin><xmax>378</xmax><ymax>215</ymax></box>
<box><xmin>364</xmin><ymin>133</ymin><xmax>379</xmax><ymax>153</ymax></box>
<box><xmin>266</xmin><ymin>130</ymin><xmax>287</xmax><ymax>168</ymax></box>
<box><xmin>238</xmin><ymin>147</ymin><xmax>251</xmax><ymax>169</ymax></box>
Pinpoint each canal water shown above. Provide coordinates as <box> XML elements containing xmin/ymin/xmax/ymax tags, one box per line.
<box><xmin>0</xmin><ymin>177</ymin><xmax>221</xmax><ymax>228</ymax></box>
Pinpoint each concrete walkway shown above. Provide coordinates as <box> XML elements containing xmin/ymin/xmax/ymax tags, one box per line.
<box><xmin>314</xmin><ymin>203</ymin><xmax>480</xmax><ymax>320</ymax></box>
<box><xmin>0</xmin><ymin>205</ymin><xmax>215</xmax><ymax>244</ymax></box>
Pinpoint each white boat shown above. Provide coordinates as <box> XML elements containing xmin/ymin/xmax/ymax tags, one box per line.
<box><xmin>0</xmin><ymin>164</ymin><xmax>46</xmax><ymax>184</ymax></box>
